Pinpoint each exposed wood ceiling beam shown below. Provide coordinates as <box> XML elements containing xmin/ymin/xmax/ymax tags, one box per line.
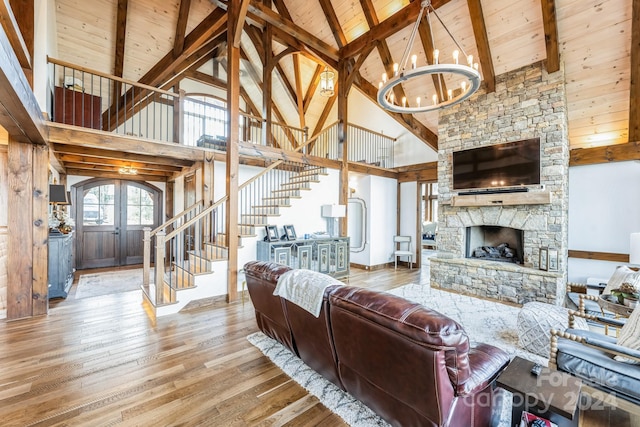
<box><xmin>359</xmin><ymin>0</ymin><xmax>411</xmax><ymax>122</ymax></box>
<box><xmin>66</xmin><ymin>168</ymin><xmax>168</xmax><ymax>182</ymax></box>
<box><xmin>629</xmin><ymin>0</ymin><xmax>640</xmax><ymax>141</ymax></box>
<box><xmin>539</xmin><ymin>0</ymin><xmax>560</xmax><ymax>74</ymax></box>
<box><xmin>103</xmin><ymin>8</ymin><xmax>227</xmax><ymax>130</ymax></box>
<box><xmin>173</xmin><ymin>0</ymin><xmax>191</xmax><ymax>57</ymax></box>
<box><xmin>293</xmin><ymin>54</ymin><xmax>305</xmax><ymax>128</ymax></box>
<box><xmin>344</xmin><ymin>45</ymin><xmax>374</xmax><ymax>91</ymax></box>
<box><xmin>0</xmin><ymin>0</ymin><xmax>31</xmax><ymax>69</ymax></box>
<box><xmin>245</xmin><ymin>1</ymin><xmax>339</xmax><ymax>61</ymax></box>
<box><xmin>233</xmin><ymin>0</ymin><xmax>251</xmax><ymax>48</ymax></box>
<box><xmin>354</xmin><ymin>72</ymin><xmax>437</xmax><ymax>150</ymax></box>
<box><xmin>48</xmin><ymin>123</ymin><xmax>203</xmax><ymax>161</ymax></box>
<box><xmin>0</xmin><ymin>17</ymin><xmax>45</xmax><ymax>143</ymax></box>
<box><xmin>569</xmin><ymin>142</ymin><xmax>640</xmax><ymax>166</ymax></box>
<box><xmin>311</xmin><ymin>87</ymin><xmax>337</xmax><ymax>138</ymax></box>
<box><xmin>56</xmin><ymin>153</ymin><xmax>183</xmax><ymax>172</ymax></box>
<box><xmin>318</xmin><ymin>0</ymin><xmax>347</xmax><ymax>48</ymax></box>
<box><xmin>113</xmin><ymin>0</ymin><xmax>128</xmax><ymax>77</ymax></box>
<box><xmin>417</xmin><ymin>12</ymin><xmax>447</xmax><ymax>102</ymax></box>
<box><xmin>63</xmin><ymin>163</ymin><xmax>172</xmax><ymax>176</ymax></box>
<box><xmin>303</xmin><ymin>65</ymin><xmax>322</xmax><ymax>114</ymax></box>
<box><xmin>51</xmin><ymin>143</ymin><xmax>194</xmax><ymax>167</ymax></box>
<box><xmin>341</xmin><ymin>0</ymin><xmax>452</xmax><ymax>59</ymax></box>
<box><xmin>467</xmin><ymin>0</ymin><xmax>495</xmax><ymax>92</ymax></box>
<box><xmin>271</xmin><ymin>0</ymin><xmax>292</xmax><ymax>21</ymax></box>
<box><xmin>271</xmin><ymin>27</ymin><xmax>338</xmax><ymax>69</ymax></box>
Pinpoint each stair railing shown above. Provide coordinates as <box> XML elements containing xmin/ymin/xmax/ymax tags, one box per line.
<box><xmin>144</xmin><ymin>130</ymin><xmax>329</xmax><ymax>306</ymax></box>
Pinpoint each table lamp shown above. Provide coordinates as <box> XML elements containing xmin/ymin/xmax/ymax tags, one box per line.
<box><xmin>321</xmin><ymin>204</ymin><xmax>346</xmax><ymax>237</ymax></box>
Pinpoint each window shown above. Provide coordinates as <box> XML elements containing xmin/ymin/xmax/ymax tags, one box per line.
<box><xmin>83</xmin><ymin>184</ymin><xmax>115</xmax><ymax>225</ymax></box>
<box><xmin>183</xmin><ymin>96</ymin><xmax>227</xmax><ymax>145</ymax></box>
<box><xmin>127</xmin><ymin>186</ymin><xmax>154</xmax><ymax>225</ymax></box>
<box><xmin>422</xmin><ymin>182</ymin><xmax>438</xmax><ymax>223</ymax></box>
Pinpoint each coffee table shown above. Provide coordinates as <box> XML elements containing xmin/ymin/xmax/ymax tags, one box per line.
<box><xmin>496</xmin><ymin>357</ymin><xmax>582</xmax><ymax>427</ymax></box>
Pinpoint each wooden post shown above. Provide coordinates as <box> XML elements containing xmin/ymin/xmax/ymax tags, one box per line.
<box><xmin>7</xmin><ymin>139</ymin><xmax>33</xmax><ymax>319</ymax></box>
<box><xmin>173</xmin><ymin>87</ymin><xmax>185</xmax><ymax>144</ymax></box>
<box><xmin>262</xmin><ymin>0</ymin><xmax>273</xmax><ymax>147</ymax></box>
<box><xmin>155</xmin><ymin>230</ymin><xmax>165</xmax><ymax>304</ymax></box>
<box><xmin>31</xmin><ymin>143</ymin><xmax>48</xmax><ymax>315</ymax></box>
<box><xmin>226</xmin><ymin>0</ymin><xmax>241</xmax><ymax>302</ymax></box>
<box><xmin>143</xmin><ymin>227</ymin><xmax>151</xmax><ymax>287</ymax></box>
<box><xmin>203</xmin><ymin>153</ymin><xmax>214</xmax><ymax>242</ymax></box>
<box><xmin>337</xmin><ymin>59</ymin><xmax>349</xmax><ymax>237</ymax></box>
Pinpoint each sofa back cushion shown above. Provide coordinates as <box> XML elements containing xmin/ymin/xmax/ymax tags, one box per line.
<box><xmin>329</xmin><ymin>286</ymin><xmax>471</xmax><ymax>426</ymax></box>
<box><xmin>244</xmin><ymin>261</ymin><xmax>297</xmax><ymax>354</ymax></box>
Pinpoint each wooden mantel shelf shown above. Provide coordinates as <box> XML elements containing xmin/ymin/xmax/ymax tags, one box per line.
<box><xmin>449</xmin><ymin>190</ymin><xmax>552</xmax><ymax>207</ymax></box>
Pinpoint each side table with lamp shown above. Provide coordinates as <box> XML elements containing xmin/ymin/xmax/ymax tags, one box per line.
<box><xmin>48</xmin><ymin>185</ymin><xmax>75</xmax><ymax>298</ymax></box>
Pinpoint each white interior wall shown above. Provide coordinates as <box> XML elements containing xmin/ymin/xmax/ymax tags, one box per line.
<box><xmin>568</xmin><ymin>161</ymin><xmax>640</xmax><ymax>282</ymax></box>
<box><xmin>400</xmin><ymin>181</ymin><xmax>418</xmax><ymax>264</ymax></box>
<box><xmin>347</xmin><ymin>174</ymin><xmax>371</xmax><ymax>266</ymax></box>
<box><xmin>34</xmin><ymin>0</ymin><xmax>58</xmax><ymax>114</ymax></box>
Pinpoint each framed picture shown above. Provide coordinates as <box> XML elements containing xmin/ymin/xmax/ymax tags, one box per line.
<box><xmin>548</xmin><ymin>248</ymin><xmax>559</xmax><ymax>272</ymax></box>
<box><xmin>274</xmin><ymin>247</ymin><xmax>290</xmax><ymax>266</ymax></box>
<box><xmin>265</xmin><ymin>225</ymin><xmax>279</xmax><ymax>242</ymax></box>
<box><xmin>283</xmin><ymin>224</ymin><xmax>297</xmax><ymax>241</ymax></box>
<box><xmin>318</xmin><ymin>243</ymin><xmax>330</xmax><ymax>273</ymax></box>
<box><xmin>539</xmin><ymin>247</ymin><xmax>548</xmax><ymax>271</ymax></box>
<box><xmin>297</xmin><ymin>245</ymin><xmax>312</xmax><ymax>270</ymax></box>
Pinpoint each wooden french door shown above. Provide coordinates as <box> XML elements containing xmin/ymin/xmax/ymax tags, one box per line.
<box><xmin>74</xmin><ymin>179</ymin><xmax>162</xmax><ymax>269</ymax></box>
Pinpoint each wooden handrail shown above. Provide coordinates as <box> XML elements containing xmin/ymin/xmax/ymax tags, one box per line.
<box><xmin>151</xmin><ymin>200</ymin><xmax>203</xmax><ymax>236</ymax></box>
<box><xmin>348</xmin><ymin>122</ymin><xmax>397</xmax><ymax>141</ymax></box>
<box><xmin>48</xmin><ymin>56</ymin><xmax>180</xmax><ymax>98</ymax></box>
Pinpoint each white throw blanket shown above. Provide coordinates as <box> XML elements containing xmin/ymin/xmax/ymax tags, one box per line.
<box><xmin>274</xmin><ymin>269</ymin><xmax>342</xmax><ymax>317</ymax></box>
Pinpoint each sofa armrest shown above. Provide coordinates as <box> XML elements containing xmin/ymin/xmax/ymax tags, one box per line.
<box><xmin>456</xmin><ymin>343</ymin><xmax>510</xmax><ymax>396</ymax></box>
<box><xmin>550</xmin><ymin>329</ymin><xmax>640</xmax><ymax>367</ymax></box>
<box><xmin>568</xmin><ymin>309</ymin><xmax>626</xmax><ymax>329</ymax></box>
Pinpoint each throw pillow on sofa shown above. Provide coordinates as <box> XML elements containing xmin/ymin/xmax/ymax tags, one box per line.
<box><xmin>603</xmin><ymin>266</ymin><xmax>640</xmax><ymax>295</ymax></box>
<box><xmin>615</xmin><ymin>306</ymin><xmax>640</xmax><ymax>364</ymax></box>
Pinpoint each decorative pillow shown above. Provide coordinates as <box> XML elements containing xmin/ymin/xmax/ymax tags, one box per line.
<box><xmin>615</xmin><ymin>306</ymin><xmax>640</xmax><ymax>364</ymax></box>
<box><xmin>603</xmin><ymin>266</ymin><xmax>640</xmax><ymax>295</ymax></box>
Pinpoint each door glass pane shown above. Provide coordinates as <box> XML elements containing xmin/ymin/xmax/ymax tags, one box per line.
<box><xmin>83</xmin><ymin>184</ymin><xmax>115</xmax><ymax>225</ymax></box>
<box><xmin>127</xmin><ymin>185</ymin><xmax>154</xmax><ymax>225</ymax></box>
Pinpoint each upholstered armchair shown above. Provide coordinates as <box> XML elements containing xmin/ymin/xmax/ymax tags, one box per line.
<box><xmin>550</xmin><ymin>309</ymin><xmax>640</xmax><ymax>406</ymax></box>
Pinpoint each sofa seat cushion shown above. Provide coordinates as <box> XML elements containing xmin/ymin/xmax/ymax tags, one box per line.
<box><xmin>556</xmin><ymin>328</ymin><xmax>640</xmax><ymax>404</ymax></box>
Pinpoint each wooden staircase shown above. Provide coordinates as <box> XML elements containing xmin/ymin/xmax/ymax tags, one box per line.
<box><xmin>142</xmin><ymin>165</ymin><xmax>329</xmax><ymax>317</ymax></box>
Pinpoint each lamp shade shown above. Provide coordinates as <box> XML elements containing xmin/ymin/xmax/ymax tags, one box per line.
<box><xmin>631</xmin><ymin>233</ymin><xmax>640</xmax><ymax>264</ymax></box>
<box><xmin>321</xmin><ymin>204</ymin><xmax>346</xmax><ymax>218</ymax></box>
<box><xmin>49</xmin><ymin>184</ymin><xmax>69</xmax><ymax>204</ymax></box>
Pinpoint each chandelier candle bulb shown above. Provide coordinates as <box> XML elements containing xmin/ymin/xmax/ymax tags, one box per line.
<box><xmin>389</xmin><ymin>93</ymin><xmax>394</xmax><ymax>104</ymax></box>
<box><xmin>416</xmin><ymin>96</ymin><xmax>421</xmax><ymax>107</ymax></box>
<box><xmin>433</xmin><ymin>94</ymin><xmax>437</xmax><ymax>105</ymax></box>
<box><xmin>402</xmin><ymin>96</ymin><xmax>407</xmax><ymax>107</ymax></box>
<box><xmin>474</xmin><ymin>63</ymin><xmax>479</xmax><ymax>70</ymax></box>
<box><xmin>461</xmin><ymin>81</ymin><xmax>467</xmax><ymax>92</ymax></box>
<box><xmin>379</xmin><ymin>81</ymin><xmax>383</xmax><ymax>89</ymax></box>
<box><xmin>434</xmin><ymin>49</ymin><xmax>439</xmax><ymax>64</ymax></box>
<box><xmin>453</xmin><ymin>50</ymin><xmax>459</xmax><ymax>64</ymax></box>
<box><xmin>411</xmin><ymin>54</ymin><xmax>417</xmax><ymax>69</ymax></box>
<box><xmin>382</xmin><ymin>72</ymin><xmax>387</xmax><ymax>83</ymax></box>
<box><xmin>393</xmin><ymin>63</ymin><xmax>399</xmax><ymax>76</ymax></box>
<box><xmin>467</xmin><ymin>54</ymin><xmax>473</xmax><ymax>67</ymax></box>
<box><xmin>447</xmin><ymin>89</ymin><xmax>452</xmax><ymax>100</ymax></box>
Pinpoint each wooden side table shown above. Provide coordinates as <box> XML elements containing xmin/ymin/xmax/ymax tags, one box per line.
<box><xmin>496</xmin><ymin>357</ymin><xmax>582</xmax><ymax>427</ymax></box>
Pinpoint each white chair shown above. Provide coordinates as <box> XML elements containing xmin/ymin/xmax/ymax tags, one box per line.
<box><xmin>393</xmin><ymin>236</ymin><xmax>413</xmax><ymax>270</ymax></box>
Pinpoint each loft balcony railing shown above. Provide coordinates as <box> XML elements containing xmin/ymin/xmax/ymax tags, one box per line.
<box><xmin>48</xmin><ymin>58</ymin><xmax>396</xmax><ymax>168</ymax></box>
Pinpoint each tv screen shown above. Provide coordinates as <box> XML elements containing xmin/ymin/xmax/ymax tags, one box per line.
<box><xmin>452</xmin><ymin>138</ymin><xmax>540</xmax><ymax>191</ymax></box>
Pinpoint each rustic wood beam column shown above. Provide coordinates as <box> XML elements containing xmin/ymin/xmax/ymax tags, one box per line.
<box><xmin>630</xmin><ymin>0</ymin><xmax>640</xmax><ymax>141</ymax></box>
<box><xmin>226</xmin><ymin>0</ymin><xmax>241</xmax><ymax>302</ymax></box>
<box><xmin>8</xmin><ymin>0</ymin><xmax>33</xmax><ymax>86</ymax></box>
<box><xmin>261</xmin><ymin>1</ymin><xmax>273</xmax><ymax>147</ymax></box>
<box><xmin>540</xmin><ymin>0</ymin><xmax>560</xmax><ymax>74</ymax></box>
<box><xmin>112</xmin><ymin>0</ymin><xmax>128</xmax><ymax>104</ymax></box>
<box><xmin>337</xmin><ymin>59</ymin><xmax>349</xmax><ymax>237</ymax></box>
<box><xmin>467</xmin><ymin>0</ymin><xmax>495</xmax><ymax>92</ymax></box>
<box><xmin>7</xmin><ymin>138</ymin><xmax>48</xmax><ymax>319</ymax></box>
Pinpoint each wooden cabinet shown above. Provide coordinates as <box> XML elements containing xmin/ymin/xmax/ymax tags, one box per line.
<box><xmin>257</xmin><ymin>237</ymin><xmax>350</xmax><ymax>279</ymax></box>
<box><xmin>53</xmin><ymin>86</ymin><xmax>102</xmax><ymax>129</ymax></box>
<box><xmin>48</xmin><ymin>232</ymin><xmax>74</xmax><ymax>299</ymax></box>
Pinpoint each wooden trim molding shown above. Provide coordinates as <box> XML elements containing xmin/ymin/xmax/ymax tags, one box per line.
<box><xmin>568</xmin><ymin>250</ymin><xmax>629</xmax><ymax>263</ymax></box>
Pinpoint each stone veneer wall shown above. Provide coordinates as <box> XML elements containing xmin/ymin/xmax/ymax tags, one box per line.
<box><xmin>430</xmin><ymin>62</ymin><xmax>569</xmax><ymax>305</ymax></box>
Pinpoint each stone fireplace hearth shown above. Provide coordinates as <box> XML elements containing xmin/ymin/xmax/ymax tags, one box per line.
<box><xmin>430</xmin><ymin>62</ymin><xmax>569</xmax><ymax>305</ymax></box>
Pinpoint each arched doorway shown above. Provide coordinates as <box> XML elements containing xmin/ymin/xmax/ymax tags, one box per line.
<box><xmin>73</xmin><ymin>179</ymin><xmax>162</xmax><ymax>269</ymax></box>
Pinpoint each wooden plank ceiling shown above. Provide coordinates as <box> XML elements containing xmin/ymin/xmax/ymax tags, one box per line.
<box><xmin>49</xmin><ymin>0</ymin><xmax>634</xmax><ymax>178</ymax></box>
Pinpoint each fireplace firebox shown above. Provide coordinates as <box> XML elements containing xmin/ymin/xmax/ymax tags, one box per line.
<box><xmin>465</xmin><ymin>226</ymin><xmax>524</xmax><ymax>264</ymax></box>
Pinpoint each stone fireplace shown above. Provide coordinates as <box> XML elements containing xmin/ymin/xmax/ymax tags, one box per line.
<box><xmin>466</xmin><ymin>226</ymin><xmax>524</xmax><ymax>264</ymax></box>
<box><xmin>430</xmin><ymin>62</ymin><xmax>569</xmax><ymax>305</ymax></box>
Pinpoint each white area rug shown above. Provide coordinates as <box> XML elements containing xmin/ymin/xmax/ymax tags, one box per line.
<box><xmin>246</xmin><ymin>281</ymin><xmax>544</xmax><ymax>427</ymax></box>
<box><xmin>75</xmin><ymin>269</ymin><xmax>143</xmax><ymax>299</ymax></box>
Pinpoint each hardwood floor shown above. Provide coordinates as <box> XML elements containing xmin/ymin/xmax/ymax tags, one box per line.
<box><xmin>0</xmin><ymin>258</ymin><xmax>637</xmax><ymax>426</ymax></box>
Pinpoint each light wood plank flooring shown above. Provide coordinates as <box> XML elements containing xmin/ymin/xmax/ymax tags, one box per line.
<box><xmin>0</xmin><ymin>261</ymin><xmax>637</xmax><ymax>426</ymax></box>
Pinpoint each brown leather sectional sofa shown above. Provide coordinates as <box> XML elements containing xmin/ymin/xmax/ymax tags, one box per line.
<box><xmin>245</xmin><ymin>261</ymin><xmax>510</xmax><ymax>427</ymax></box>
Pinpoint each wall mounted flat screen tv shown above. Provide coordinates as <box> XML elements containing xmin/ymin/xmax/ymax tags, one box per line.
<box><xmin>452</xmin><ymin>138</ymin><xmax>541</xmax><ymax>191</ymax></box>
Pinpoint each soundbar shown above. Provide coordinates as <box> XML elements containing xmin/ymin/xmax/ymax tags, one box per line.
<box><xmin>458</xmin><ymin>187</ymin><xmax>529</xmax><ymax>196</ymax></box>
